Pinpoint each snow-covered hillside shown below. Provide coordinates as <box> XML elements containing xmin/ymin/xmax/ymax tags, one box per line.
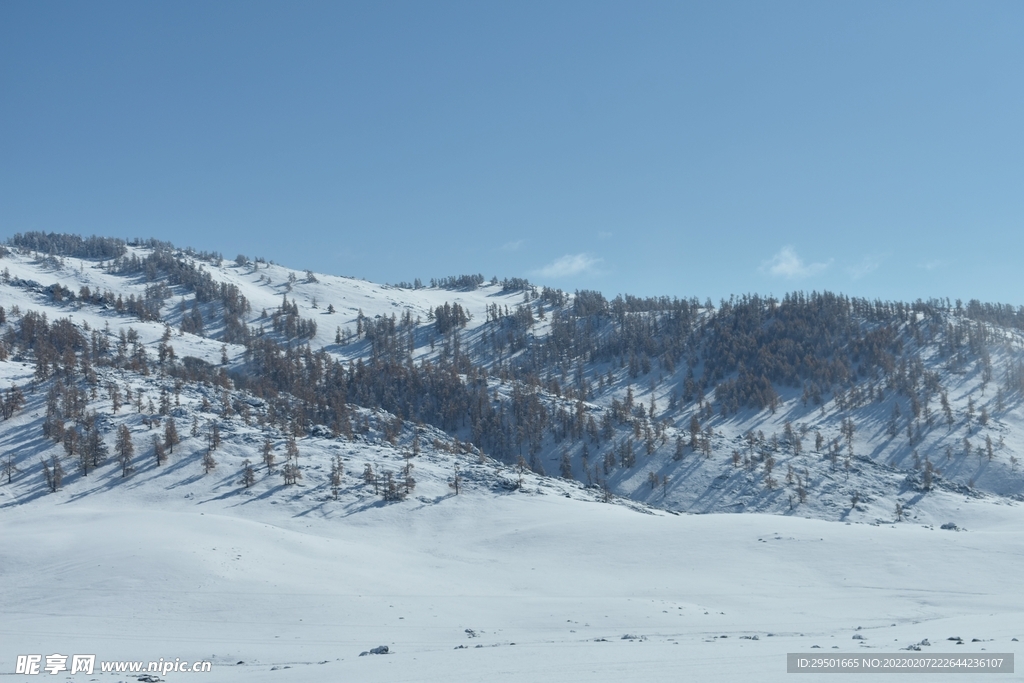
<box><xmin>1</xmin><ymin>238</ymin><xmax>1021</xmax><ymax>519</ymax></box>
<box><xmin>1</xmin><ymin>236</ymin><xmax>1023</xmax><ymax>681</ymax></box>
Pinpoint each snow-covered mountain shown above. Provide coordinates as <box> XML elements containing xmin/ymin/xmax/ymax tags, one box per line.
<box><xmin>1</xmin><ymin>234</ymin><xmax>1022</xmax><ymax>682</ymax></box>
<box><xmin>1</xmin><ymin>235</ymin><xmax>1021</xmax><ymax>520</ymax></box>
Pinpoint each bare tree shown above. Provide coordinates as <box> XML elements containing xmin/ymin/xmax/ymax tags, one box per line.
<box><xmin>202</xmin><ymin>449</ymin><xmax>217</xmax><ymax>474</ymax></box>
<box><xmin>2</xmin><ymin>453</ymin><xmax>18</xmax><ymax>483</ymax></box>
<box><xmin>449</xmin><ymin>464</ymin><xmax>462</xmax><ymax>495</ymax></box>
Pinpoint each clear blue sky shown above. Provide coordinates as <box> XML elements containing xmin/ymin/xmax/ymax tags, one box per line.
<box><xmin>2</xmin><ymin>1</ymin><xmax>1021</xmax><ymax>305</ymax></box>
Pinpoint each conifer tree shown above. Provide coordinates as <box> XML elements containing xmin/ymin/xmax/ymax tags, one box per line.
<box><xmin>116</xmin><ymin>425</ymin><xmax>134</xmax><ymax>477</ymax></box>
<box><xmin>164</xmin><ymin>418</ymin><xmax>179</xmax><ymax>453</ymax></box>
<box><xmin>330</xmin><ymin>455</ymin><xmax>344</xmax><ymax>499</ymax></box>
<box><xmin>262</xmin><ymin>437</ymin><xmax>276</xmax><ymax>471</ymax></box>
<box><xmin>153</xmin><ymin>434</ymin><xmax>166</xmax><ymax>466</ymax></box>
<box><xmin>241</xmin><ymin>459</ymin><xmax>256</xmax><ymax>488</ymax></box>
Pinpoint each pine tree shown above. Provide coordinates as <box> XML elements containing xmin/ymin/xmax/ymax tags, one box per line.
<box><xmin>41</xmin><ymin>455</ymin><xmax>64</xmax><ymax>492</ymax></box>
<box><xmin>109</xmin><ymin>384</ymin><xmax>121</xmax><ymax>413</ymax></box>
<box><xmin>164</xmin><ymin>418</ymin><xmax>179</xmax><ymax>453</ymax></box>
<box><xmin>241</xmin><ymin>459</ymin><xmax>256</xmax><ymax>488</ymax></box>
<box><xmin>689</xmin><ymin>414</ymin><xmax>701</xmax><ymax>451</ymax></box>
<box><xmin>281</xmin><ymin>460</ymin><xmax>301</xmax><ymax>485</ymax></box>
<box><xmin>559</xmin><ymin>450</ymin><xmax>573</xmax><ymax>479</ymax></box>
<box><xmin>330</xmin><ymin>455</ymin><xmax>344</xmax><ymax>499</ymax></box>
<box><xmin>82</xmin><ymin>423</ymin><xmax>107</xmax><ymax>470</ymax></box>
<box><xmin>262</xmin><ymin>437</ymin><xmax>276</xmax><ymax>471</ymax></box>
<box><xmin>382</xmin><ymin>469</ymin><xmax>402</xmax><ymax>500</ymax></box>
<box><xmin>401</xmin><ymin>461</ymin><xmax>415</xmax><ymax>494</ymax></box>
<box><xmin>152</xmin><ymin>434</ymin><xmax>166</xmax><ymax>466</ymax></box>
<box><xmin>116</xmin><ymin>425</ymin><xmax>134</xmax><ymax>477</ymax></box>
<box><xmin>363</xmin><ymin>463</ymin><xmax>378</xmax><ymax>493</ymax></box>
<box><xmin>208</xmin><ymin>422</ymin><xmax>221</xmax><ymax>450</ymax></box>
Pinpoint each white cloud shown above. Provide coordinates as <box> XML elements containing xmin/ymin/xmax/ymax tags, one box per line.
<box><xmin>847</xmin><ymin>253</ymin><xmax>887</xmax><ymax>280</ymax></box>
<box><xmin>918</xmin><ymin>259</ymin><xmax>945</xmax><ymax>271</ymax></box>
<box><xmin>501</xmin><ymin>239</ymin><xmax>524</xmax><ymax>252</ymax></box>
<box><xmin>760</xmin><ymin>246</ymin><xmax>831</xmax><ymax>279</ymax></box>
<box><xmin>533</xmin><ymin>253</ymin><xmax>601</xmax><ymax>279</ymax></box>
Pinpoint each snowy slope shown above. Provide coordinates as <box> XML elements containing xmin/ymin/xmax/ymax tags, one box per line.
<box><xmin>2</xmin><ymin>473</ymin><xmax>1022</xmax><ymax>682</ymax></box>
<box><xmin>2</xmin><ymin>244</ymin><xmax>1020</xmax><ymax>519</ymax></box>
<box><xmin>2</xmin><ymin>240</ymin><xmax>1024</xmax><ymax>681</ymax></box>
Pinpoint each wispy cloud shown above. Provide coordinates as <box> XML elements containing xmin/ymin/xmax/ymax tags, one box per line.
<box><xmin>597</xmin><ymin>231</ymin><xmax>612</xmax><ymax>241</ymax></box>
<box><xmin>501</xmin><ymin>239</ymin><xmax>525</xmax><ymax>252</ymax></box>
<box><xmin>847</xmin><ymin>253</ymin><xmax>888</xmax><ymax>280</ymax></box>
<box><xmin>918</xmin><ymin>259</ymin><xmax>945</xmax><ymax>271</ymax></box>
<box><xmin>532</xmin><ymin>253</ymin><xmax>602</xmax><ymax>279</ymax></box>
<box><xmin>759</xmin><ymin>246</ymin><xmax>831</xmax><ymax>280</ymax></box>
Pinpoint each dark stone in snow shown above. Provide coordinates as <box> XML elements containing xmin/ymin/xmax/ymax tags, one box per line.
<box><xmin>940</xmin><ymin>522</ymin><xmax>959</xmax><ymax>530</ymax></box>
<box><xmin>369</xmin><ymin>645</ymin><xmax>389</xmax><ymax>655</ymax></box>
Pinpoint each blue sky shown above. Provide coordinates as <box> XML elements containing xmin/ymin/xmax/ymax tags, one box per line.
<box><xmin>2</xmin><ymin>1</ymin><xmax>1022</xmax><ymax>305</ymax></box>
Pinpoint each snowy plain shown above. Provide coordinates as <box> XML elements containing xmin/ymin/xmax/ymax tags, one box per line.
<box><xmin>3</xmin><ymin>481</ymin><xmax>1023</xmax><ymax>682</ymax></box>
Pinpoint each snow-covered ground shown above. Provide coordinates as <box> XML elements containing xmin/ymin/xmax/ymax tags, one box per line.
<box><xmin>2</xmin><ymin>478</ymin><xmax>1022</xmax><ymax>682</ymax></box>
<box><xmin>2</xmin><ymin>244</ymin><xmax>1023</xmax><ymax>681</ymax></box>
